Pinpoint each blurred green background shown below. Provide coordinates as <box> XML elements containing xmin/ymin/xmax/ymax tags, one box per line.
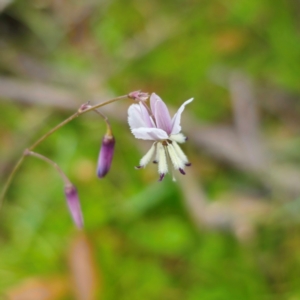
<box><xmin>1</xmin><ymin>0</ymin><xmax>300</xmax><ymax>299</ymax></box>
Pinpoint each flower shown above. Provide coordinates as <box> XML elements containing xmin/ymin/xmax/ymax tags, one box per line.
<box><xmin>64</xmin><ymin>184</ymin><xmax>84</xmax><ymax>228</ymax></box>
<box><xmin>128</xmin><ymin>93</ymin><xmax>193</xmax><ymax>181</ymax></box>
<box><xmin>97</xmin><ymin>130</ymin><xmax>115</xmax><ymax>178</ymax></box>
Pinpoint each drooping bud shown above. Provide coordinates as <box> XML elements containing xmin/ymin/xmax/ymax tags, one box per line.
<box><xmin>97</xmin><ymin>128</ymin><xmax>115</xmax><ymax>178</ymax></box>
<box><xmin>64</xmin><ymin>184</ymin><xmax>84</xmax><ymax>229</ymax></box>
<box><xmin>128</xmin><ymin>90</ymin><xmax>149</xmax><ymax>102</ymax></box>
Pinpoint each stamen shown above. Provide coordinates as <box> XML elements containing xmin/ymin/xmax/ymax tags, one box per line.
<box><xmin>135</xmin><ymin>165</ymin><xmax>142</xmax><ymax>169</ymax></box>
<box><xmin>138</xmin><ymin>143</ymin><xmax>156</xmax><ymax>168</ymax></box>
<box><xmin>179</xmin><ymin>168</ymin><xmax>186</xmax><ymax>175</ymax></box>
<box><xmin>158</xmin><ymin>173</ymin><xmax>165</xmax><ymax>181</ymax></box>
<box><xmin>185</xmin><ymin>163</ymin><xmax>192</xmax><ymax>166</ymax></box>
<box><xmin>172</xmin><ymin>141</ymin><xmax>190</xmax><ymax>165</ymax></box>
<box><xmin>167</xmin><ymin>143</ymin><xmax>185</xmax><ymax>171</ymax></box>
<box><xmin>153</xmin><ymin>143</ymin><xmax>161</xmax><ymax>164</ymax></box>
<box><xmin>157</xmin><ymin>143</ymin><xmax>168</xmax><ymax>175</ymax></box>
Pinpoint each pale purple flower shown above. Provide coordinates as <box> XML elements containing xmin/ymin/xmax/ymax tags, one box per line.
<box><xmin>97</xmin><ymin>133</ymin><xmax>115</xmax><ymax>178</ymax></box>
<box><xmin>64</xmin><ymin>184</ymin><xmax>84</xmax><ymax>228</ymax></box>
<box><xmin>128</xmin><ymin>93</ymin><xmax>193</xmax><ymax>181</ymax></box>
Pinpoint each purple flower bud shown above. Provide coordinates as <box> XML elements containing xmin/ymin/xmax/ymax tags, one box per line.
<box><xmin>78</xmin><ymin>101</ymin><xmax>92</xmax><ymax>113</ymax></box>
<box><xmin>64</xmin><ymin>185</ymin><xmax>84</xmax><ymax>229</ymax></box>
<box><xmin>97</xmin><ymin>134</ymin><xmax>115</xmax><ymax>178</ymax></box>
<box><xmin>128</xmin><ymin>90</ymin><xmax>149</xmax><ymax>102</ymax></box>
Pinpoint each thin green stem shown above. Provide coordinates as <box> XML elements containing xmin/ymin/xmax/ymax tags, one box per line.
<box><xmin>29</xmin><ymin>94</ymin><xmax>127</xmax><ymax>150</ymax></box>
<box><xmin>0</xmin><ymin>155</ymin><xmax>25</xmax><ymax>211</ymax></box>
<box><xmin>28</xmin><ymin>112</ymin><xmax>80</xmax><ymax>151</ymax></box>
<box><xmin>93</xmin><ymin>109</ymin><xmax>113</xmax><ymax>136</ymax></box>
<box><xmin>26</xmin><ymin>151</ymin><xmax>71</xmax><ymax>185</ymax></box>
<box><xmin>0</xmin><ymin>94</ymin><xmax>128</xmax><ymax>210</ymax></box>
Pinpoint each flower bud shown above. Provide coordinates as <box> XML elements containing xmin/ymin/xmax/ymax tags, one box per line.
<box><xmin>128</xmin><ymin>90</ymin><xmax>149</xmax><ymax>102</ymax></box>
<box><xmin>97</xmin><ymin>132</ymin><xmax>115</xmax><ymax>178</ymax></box>
<box><xmin>78</xmin><ymin>101</ymin><xmax>92</xmax><ymax>113</ymax></box>
<box><xmin>64</xmin><ymin>184</ymin><xmax>84</xmax><ymax>229</ymax></box>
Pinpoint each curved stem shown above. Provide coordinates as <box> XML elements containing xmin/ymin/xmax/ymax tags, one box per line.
<box><xmin>93</xmin><ymin>109</ymin><xmax>113</xmax><ymax>136</ymax></box>
<box><xmin>26</xmin><ymin>151</ymin><xmax>71</xmax><ymax>185</ymax></box>
<box><xmin>0</xmin><ymin>94</ymin><xmax>128</xmax><ymax>210</ymax></box>
<box><xmin>29</xmin><ymin>94</ymin><xmax>127</xmax><ymax>150</ymax></box>
<box><xmin>0</xmin><ymin>155</ymin><xmax>25</xmax><ymax>211</ymax></box>
<box><xmin>28</xmin><ymin>112</ymin><xmax>80</xmax><ymax>151</ymax></box>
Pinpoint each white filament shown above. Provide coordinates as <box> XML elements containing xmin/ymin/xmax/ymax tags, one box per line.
<box><xmin>139</xmin><ymin>143</ymin><xmax>156</xmax><ymax>167</ymax></box>
<box><xmin>157</xmin><ymin>143</ymin><xmax>168</xmax><ymax>174</ymax></box>
<box><xmin>167</xmin><ymin>143</ymin><xmax>185</xmax><ymax>170</ymax></box>
<box><xmin>172</xmin><ymin>141</ymin><xmax>189</xmax><ymax>164</ymax></box>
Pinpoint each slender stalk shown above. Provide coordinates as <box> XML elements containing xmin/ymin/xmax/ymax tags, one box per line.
<box><xmin>28</xmin><ymin>112</ymin><xmax>80</xmax><ymax>151</ymax></box>
<box><xmin>141</xmin><ymin>101</ymin><xmax>156</xmax><ymax>123</ymax></box>
<box><xmin>0</xmin><ymin>94</ymin><xmax>128</xmax><ymax>210</ymax></box>
<box><xmin>93</xmin><ymin>109</ymin><xmax>113</xmax><ymax>136</ymax></box>
<box><xmin>0</xmin><ymin>155</ymin><xmax>25</xmax><ymax>211</ymax></box>
<box><xmin>26</xmin><ymin>151</ymin><xmax>71</xmax><ymax>185</ymax></box>
<box><xmin>29</xmin><ymin>94</ymin><xmax>127</xmax><ymax>150</ymax></box>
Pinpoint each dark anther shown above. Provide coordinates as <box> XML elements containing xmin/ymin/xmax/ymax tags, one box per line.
<box><xmin>158</xmin><ymin>173</ymin><xmax>165</xmax><ymax>181</ymax></box>
<box><xmin>179</xmin><ymin>168</ymin><xmax>186</xmax><ymax>175</ymax></box>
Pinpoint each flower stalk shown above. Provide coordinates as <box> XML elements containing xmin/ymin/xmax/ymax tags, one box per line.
<box><xmin>24</xmin><ymin>150</ymin><xmax>84</xmax><ymax>228</ymax></box>
<box><xmin>0</xmin><ymin>94</ymin><xmax>128</xmax><ymax>213</ymax></box>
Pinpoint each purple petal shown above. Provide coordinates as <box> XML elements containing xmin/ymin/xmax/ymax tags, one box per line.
<box><xmin>155</xmin><ymin>99</ymin><xmax>172</xmax><ymax>134</ymax></box>
<box><xmin>64</xmin><ymin>185</ymin><xmax>83</xmax><ymax>229</ymax></box>
<box><xmin>131</xmin><ymin>127</ymin><xmax>168</xmax><ymax>140</ymax></box>
<box><xmin>150</xmin><ymin>93</ymin><xmax>162</xmax><ymax>115</ymax></box>
<box><xmin>97</xmin><ymin>135</ymin><xmax>115</xmax><ymax>178</ymax></box>
<box><xmin>171</xmin><ymin>98</ymin><xmax>193</xmax><ymax>134</ymax></box>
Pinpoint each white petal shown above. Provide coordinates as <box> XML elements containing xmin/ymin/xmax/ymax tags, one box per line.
<box><xmin>157</xmin><ymin>143</ymin><xmax>168</xmax><ymax>175</ymax></box>
<box><xmin>139</xmin><ymin>143</ymin><xmax>156</xmax><ymax>167</ymax></box>
<box><xmin>139</xmin><ymin>102</ymin><xmax>153</xmax><ymax>128</ymax></box>
<box><xmin>171</xmin><ymin>98</ymin><xmax>193</xmax><ymax>135</ymax></box>
<box><xmin>132</xmin><ymin>127</ymin><xmax>168</xmax><ymax>140</ymax></box>
<box><xmin>170</xmin><ymin>133</ymin><xmax>186</xmax><ymax>144</ymax></box>
<box><xmin>172</xmin><ymin>141</ymin><xmax>189</xmax><ymax>164</ymax></box>
<box><xmin>128</xmin><ymin>104</ymin><xmax>147</xmax><ymax>130</ymax></box>
<box><xmin>167</xmin><ymin>143</ymin><xmax>185</xmax><ymax>170</ymax></box>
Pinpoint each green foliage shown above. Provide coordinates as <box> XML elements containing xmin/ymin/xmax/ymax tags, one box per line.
<box><xmin>1</xmin><ymin>0</ymin><xmax>300</xmax><ymax>299</ymax></box>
